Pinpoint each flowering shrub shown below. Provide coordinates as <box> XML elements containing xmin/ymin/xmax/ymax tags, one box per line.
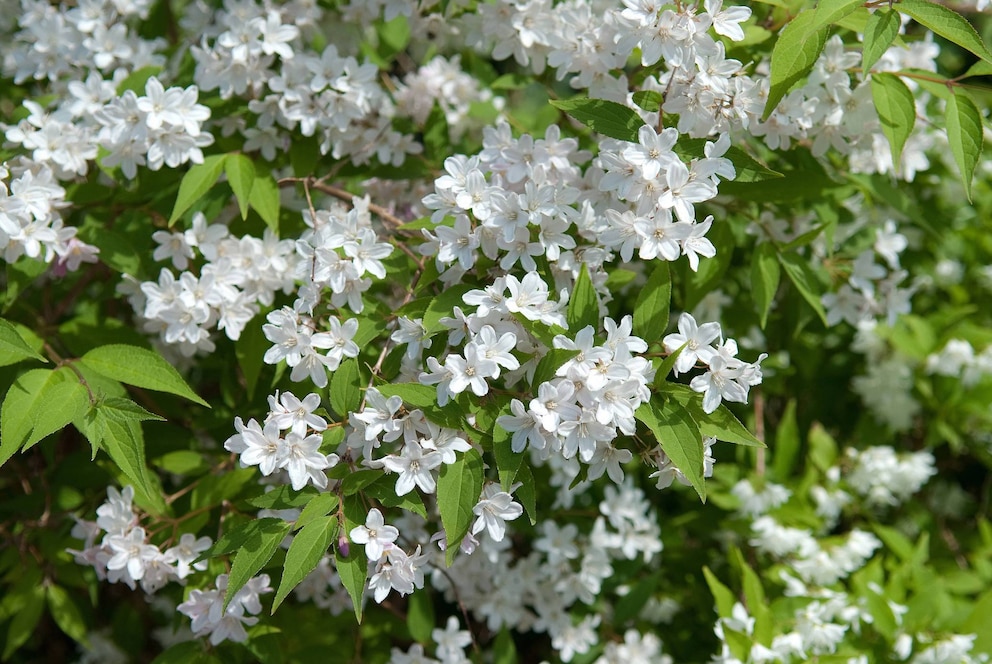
<box><xmin>1</xmin><ymin>0</ymin><xmax>992</xmax><ymax>662</ymax></box>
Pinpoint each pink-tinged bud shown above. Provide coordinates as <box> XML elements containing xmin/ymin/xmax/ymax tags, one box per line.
<box><xmin>337</xmin><ymin>535</ymin><xmax>350</xmax><ymax>558</ymax></box>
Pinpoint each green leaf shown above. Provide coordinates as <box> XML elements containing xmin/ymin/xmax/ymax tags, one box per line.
<box><xmin>871</xmin><ymin>72</ymin><xmax>916</xmax><ymax>170</ymax></box>
<box><xmin>703</xmin><ymin>566</ymin><xmax>736</xmax><ymax>618</ymax></box>
<box><xmin>336</xmin><ymin>499</ymin><xmax>368</xmax><ymax>623</ymax></box>
<box><xmin>225</xmin><ymin>154</ymin><xmax>256</xmax><ymax>220</ymax></box>
<box><xmin>514</xmin><ymin>462</ymin><xmax>537</xmax><ymax>524</ymax></box>
<box><xmin>493</xmin><ymin>421</ymin><xmax>523</xmax><ymax>491</ymax></box>
<box><xmin>896</xmin><ymin>0</ymin><xmax>992</xmax><ymax>65</ymax></box>
<box><xmin>762</xmin><ymin>9</ymin><xmax>830</xmax><ymax>120</ymax></box>
<box><xmin>423</xmin><ymin>102</ymin><xmax>450</xmax><ymax>163</ymax></box>
<box><xmin>437</xmin><ymin>448</ymin><xmax>484</xmax><ymax>566</ymax></box>
<box><xmin>22</xmin><ymin>377</ymin><xmax>89</xmax><ymax>451</ymax></box>
<box><xmin>862</xmin><ymin>8</ymin><xmax>901</xmax><ymax>74</ymax></box>
<box><xmin>365</xmin><ymin>480</ymin><xmax>429</xmax><ymax>519</ymax></box>
<box><xmin>115</xmin><ymin>66</ymin><xmax>164</xmax><ymax>95</ymax></box>
<box><xmin>634</xmin><ymin>262</ymin><xmax>671</xmax><ymax>342</ymax></box>
<box><xmin>248</xmin><ymin>173</ymin><xmax>281</xmax><ymax>233</ymax></box>
<box><xmin>376</xmin><ymin>14</ymin><xmax>411</xmax><ymax>59</ymax></box>
<box><xmin>272</xmin><ymin>515</ymin><xmax>337</xmax><ymax>612</ymax></box>
<box><xmin>675</xmin><ymin>140</ymin><xmax>784</xmax><ymax>183</ymax></box>
<box><xmin>944</xmin><ymin>92</ymin><xmax>984</xmax><ymax>202</ymax></box>
<box><xmin>751</xmin><ymin>243</ymin><xmax>780</xmax><ymax>329</ymax></box>
<box><xmin>406</xmin><ymin>588</ymin><xmax>435</xmax><ymax>643</ymax></box>
<box><xmin>0</xmin><ymin>319</ymin><xmax>46</xmax><ymax>367</ymax></box>
<box><xmin>549</xmin><ymin>97</ymin><xmax>645</xmax><ymax>142</ymax></box>
<box><xmin>490</xmin><ymin>73</ymin><xmax>531</xmax><ymax>90</ymax></box>
<box><xmin>566</xmin><ymin>263</ymin><xmax>599</xmax><ymax>332</ymax></box>
<box><xmin>811</xmin><ymin>0</ymin><xmax>866</xmax><ymax>30</ymax></box>
<box><xmin>94</xmin><ymin>403</ymin><xmax>167</xmax><ymax>515</ymax></box>
<box><xmin>293</xmin><ymin>493</ymin><xmax>339</xmax><ymax>532</ymax></box>
<box><xmin>532</xmin><ymin>348</ymin><xmax>579</xmax><ymax>387</ymax></box>
<box><xmin>200</xmin><ymin>517</ymin><xmax>282</xmax><ymax>561</ymax></box>
<box><xmin>224</xmin><ymin>519</ymin><xmax>293</xmax><ymax>610</ymax></box>
<box><xmin>960</xmin><ymin>60</ymin><xmax>992</xmax><ymax>79</ymax></box>
<box><xmin>1</xmin><ymin>369</ymin><xmax>59</xmax><ymax>466</ymax></box>
<box><xmin>235</xmin><ymin>314</ymin><xmax>266</xmax><ymax>399</ymax></box>
<box><xmin>772</xmin><ymin>400</ymin><xmax>800</xmax><ymax>481</ymax></box>
<box><xmin>2</xmin><ymin>585</ymin><xmax>44</xmax><ymax>660</ymax></box>
<box><xmin>422</xmin><ymin>283</ymin><xmax>475</xmax><ymax>335</ymax></box>
<box><xmin>778</xmin><ymin>252</ymin><xmax>828</xmax><ymax>326</ymax></box>
<box><xmin>169</xmin><ymin>154</ymin><xmax>227</xmax><ymax>225</ymax></box>
<box><xmin>653</xmin><ymin>343</ymin><xmax>685</xmax><ymax>385</ymax></box>
<box><xmin>807</xmin><ymin>422</ymin><xmax>838</xmax><ymax>471</ymax></box>
<box><xmin>46</xmin><ymin>585</ymin><xmax>88</xmax><ymax>645</ymax></box>
<box><xmin>80</xmin><ymin>344</ymin><xmax>208</xmax><ymax>406</ymax></box>
<box><xmin>248</xmin><ymin>486</ymin><xmax>319</xmax><ymax>510</ymax></box>
<box><xmin>330</xmin><ymin>358</ymin><xmax>362</xmax><ymax>418</ymax></box>
<box><xmin>631</xmin><ymin>90</ymin><xmax>662</xmax><ymax>113</ymax></box>
<box><xmin>694</xmin><ymin>403</ymin><xmax>764</xmax><ymax>448</ymax></box>
<box><xmin>341</xmin><ymin>469</ymin><xmax>383</xmax><ymax>496</ymax></box>
<box><xmin>493</xmin><ymin>628</ymin><xmax>518</xmax><ymax>664</ymax></box>
<box><xmin>635</xmin><ymin>397</ymin><xmax>705</xmax><ymax>500</ymax></box>
<box><xmin>511</xmin><ymin>313</ymin><xmax>569</xmax><ymax>350</ymax></box>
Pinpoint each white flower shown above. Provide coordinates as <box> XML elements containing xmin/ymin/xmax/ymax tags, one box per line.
<box><xmin>349</xmin><ymin>508</ymin><xmax>399</xmax><ymax>561</ymax></box>
<box><xmin>380</xmin><ymin>442</ymin><xmax>443</xmax><ymax>495</ymax></box>
<box><xmin>471</xmin><ymin>485</ymin><xmax>523</xmax><ymax>542</ymax></box>
<box><xmin>663</xmin><ymin>313</ymin><xmax>721</xmax><ymax>375</ymax></box>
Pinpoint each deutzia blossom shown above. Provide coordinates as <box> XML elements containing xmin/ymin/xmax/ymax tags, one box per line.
<box><xmin>471</xmin><ymin>484</ymin><xmax>523</xmax><ymax>542</ymax></box>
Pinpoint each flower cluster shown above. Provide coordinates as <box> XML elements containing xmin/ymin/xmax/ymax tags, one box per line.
<box><xmin>69</xmin><ymin>486</ymin><xmax>212</xmax><ymax>594</ymax></box>
<box><xmin>177</xmin><ymin>573</ymin><xmax>272</xmax><ymax>645</ymax></box>
<box><xmin>224</xmin><ymin>391</ymin><xmax>339</xmax><ymax>490</ymax></box>
<box><xmin>0</xmin><ymin>161</ymin><xmax>98</xmax><ymax>270</ymax></box>
<box><xmin>119</xmin><ymin>212</ymin><xmax>299</xmax><ymax>357</ymax></box>
<box><xmin>664</xmin><ymin>312</ymin><xmax>767</xmax><ymax>413</ymax></box>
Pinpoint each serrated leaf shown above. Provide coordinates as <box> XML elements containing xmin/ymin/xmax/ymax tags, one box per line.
<box><xmin>635</xmin><ymin>397</ymin><xmax>705</xmax><ymax>500</ymax></box>
<box><xmin>224</xmin><ymin>519</ymin><xmax>292</xmax><ymax>610</ymax></box>
<box><xmin>808</xmin><ymin>422</ymin><xmax>838</xmax><ymax>471</ymax></box>
<box><xmin>945</xmin><ymin>92</ymin><xmax>983</xmax><ymax>202</ymax></box>
<box><xmin>0</xmin><ymin>319</ymin><xmax>46</xmax><ymax>367</ymax></box>
<box><xmin>169</xmin><ymin>154</ymin><xmax>227</xmax><ymax>225</ymax></box>
<box><xmin>293</xmin><ymin>493</ymin><xmax>339</xmax><ymax>532</ymax></box>
<box><xmin>674</xmin><ymin>139</ymin><xmax>783</xmax><ymax>183</ymax></box>
<box><xmin>95</xmin><ymin>407</ymin><xmax>167</xmax><ymax>515</ymax></box>
<box><xmin>330</xmin><ymin>358</ymin><xmax>362</xmax><ymax>418</ymax></box>
<box><xmin>550</xmin><ymin>97</ymin><xmax>645</xmax><ymax>142</ymax></box>
<box><xmin>247</xmin><ymin>486</ymin><xmax>319</xmax><ymax>510</ymax></box>
<box><xmin>871</xmin><ymin>72</ymin><xmax>916</xmax><ymax>170</ymax></box>
<box><xmin>703</xmin><ymin>566</ymin><xmax>736</xmax><ymax>618</ymax></box>
<box><xmin>751</xmin><ymin>243</ymin><xmax>780</xmax><ymax>329</ymax></box>
<box><xmin>335</xmin><ymin>501</ymin><xmax>368</xmax><ymax>623</ymax></box>
<box><xmin>22</xmin><ymin>378</ymin><xmax>89</xmax><ymax>451</ymax></box>
<box><xmin>200</xmin><ymin>517</ymin><xmax>284</xmax><ymax>561</ymax></box>
<box><xmin>763</xmin><ymin>9</ymin><xmax>830</xmax><ymax>120</ymax></box>
<box><xmin>272</xmin><ymin>515</ymin><xmax>336</xmax><ymax>613</ymax></box>
<box><xmin>437</xmin><ymin>448</ymin><xmax>484</xmax><ymax>566</ymax></box>
<box><xmin>225</xmin><ymin>154</ymin><xmax>255</xmax><ymax>220</ymax></box>
<box><xmin>248</xmin><ymin>173</ymin><xmax>281</xmax><ymax>233</ymax></box>
<box><xmin>631</xmin><ymin>90</ymin><xmax>662</xmax><ymax>112</ymax></box>
<box><xmin>778</xmin><ymin>252</ymin><xmax>828</xmax><ymax>326</ymax></box>
<box><xmin>566</xmin><ymin>264</ymin><xmax>599</xmax><ymax>332</ymax></box>
<box><xmin>1</xmin><ymin>368</ymin><xmax>59</xmax><ymax>466</ymax></box>
<box><xmin>697</xmin><ymin>404</ymin><xmax>764</xmax><ymax>448</ymax></box>
<box><xmin>811</xmin><ymin>0</ymin><xmax>866</xmax><ymax>30</ymax></box>
<box><xmin>896</xmin><ymin>0</ymin><xmax>992</xmax><ymax>65</ymax></box>
<box><xmin>515</xmin><ymin>462</ymin><xmax>537</xmax><ymax>524</ymax></box>
<box><xmin>510</xmin><ymin>313</ymin><xmax>569</xmax><ymax>349</ymax></box>
<box><xmin>80</xmin><ymin>344</ymin><xmax>208</xmax><ymax>406</ymax></box>
<box><xmin>115</xmin><ymin>66</ymin><xmax>164</xmax><ymax>95</ymax></box>
<box><xmin>863</xmin><ymin>9</ymin><xmax>901</xmax><ymax>74</ymax></box>
<box><xmin>365</xmin><ymin>479</ymin><xmax>429</xmax><ymax>518</ymax></box>
<box><xmin>633</xmin><ymin>262</ymin><xmax>671</xmax><ymax>341</ymax></box>
<box><xmin>46</xmin><ymin>585</ymin><xmax>88</xmax><ymax>645</ymax></box>
<box><xmin>234</xmin><ymin>314</ymin><xmax>266</xmax><ymax>399</ymax></box>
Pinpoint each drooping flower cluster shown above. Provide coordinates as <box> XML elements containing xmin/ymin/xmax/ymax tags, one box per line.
<box><xmin>177</xmin><ymin>573</ymin><xmax>272</xmax><ymax>645</ymax></box>
<box><xmin>0</xmin><ymin>161</ymin><xmax>98</xmax><ymax>270</ymax></box>
<box><xmin>224</xmin><ymin>391</ymin><xmax>339</xmax><ymax>490</ymax></box>
<box><xmin>664</xmin><ymin>312</ymin><xmax>767</xmax><ymax>414</ymax></box>
<box><xmin>116</xmin><ymin>212</ymin><xmax>298</xmax><ymax>357</ymax></box>
<box><xmin>69</xmin><ymin>486</ymin><xmax>212</xmax><ymax>594</ymax></box>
